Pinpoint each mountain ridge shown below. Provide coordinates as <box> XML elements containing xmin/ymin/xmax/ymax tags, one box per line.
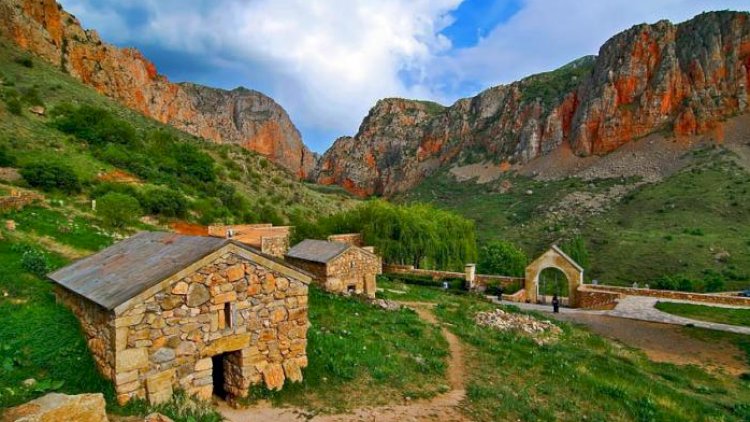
<box><xmin>315</xmin><ymin>11</ymin><xmax>750</xmax><ymax>196</ymax></box>
<box><xmin>0</xmin><ymin>0</ymin><xmax>315</xmax><ymax>178</ymax></box>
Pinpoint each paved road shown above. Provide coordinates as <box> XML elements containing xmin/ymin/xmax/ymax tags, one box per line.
<box><xmin>490</xmin><ymin>295</ymin><xmax>750</xmax><ymax>335</ymax></box>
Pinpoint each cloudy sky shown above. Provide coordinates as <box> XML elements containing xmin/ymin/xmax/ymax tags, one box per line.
<box><xmin>59</xmin><ymin>0</ymin><xmax>744</xmax><ymax>153</ymax></box>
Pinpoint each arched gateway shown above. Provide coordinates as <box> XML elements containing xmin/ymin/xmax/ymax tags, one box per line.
<box><xmin>525</xmin><ymin>245</ymin><xmax>584</xmax><ymax>308</ymax></box>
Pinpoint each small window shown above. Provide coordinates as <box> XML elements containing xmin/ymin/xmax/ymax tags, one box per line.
<box><xmin>350</xmin><ymin>261</ymin><xmax>355</xmax><ymax>269</ymax></box>
<box><xmin>224</xmin><ymin>302</ymin><xmax>234</xmax><ymax>328</ymax></box>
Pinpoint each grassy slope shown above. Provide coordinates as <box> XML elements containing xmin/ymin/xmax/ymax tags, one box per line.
<box><xmin>399</xmin><ymin>148</ymin><xmax>750</xmax><ymax>290</ymax></box>
<box><xmin>655</xmin><ymin>302</ymin><xmax>750</xmax><ymax>328</ymax></box>
<box><xmin>378</xmin><ymin>280</ymin><xmax>750</xmax><ymax>421</ymax></box>
<box><xmin>0</xmin><ymin>38</ymin><xmax>356</xmax><ymax>223</ymax></box>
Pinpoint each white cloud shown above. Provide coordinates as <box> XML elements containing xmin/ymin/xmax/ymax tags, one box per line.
<box><xmin>430</xmin><ymin>0</ymin><xmax>745</xmax><ymax>99</ymax></box>
<box><xmin>59</xmin><ymin>0</ymin><xmax>747</xmax><ymax>152</ymax></box>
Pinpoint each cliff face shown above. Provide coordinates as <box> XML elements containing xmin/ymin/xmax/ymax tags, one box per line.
<box><xmin>0</xmin><ymin>0</ymin><xmax>315</xmax><ymax>178</ymax></box>
<box><xmin>316</xmin><ymin>11</ymin><xmax>750</xmax><ymax>196</ymax></box>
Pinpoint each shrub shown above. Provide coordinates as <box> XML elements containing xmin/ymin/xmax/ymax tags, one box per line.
<box><xmin>20</xmin><ymin>161</ymin><xmax>81</xmax><ymax>193</ymax></box>
<box><xmin>20</xmin><ymin>87</ymin><xmax>43</xmax><ymax>106</ymax></box>
<box><xmin>702</xmin><ymin>270</ymin><xmax>726</xmax><ymax>293</ymax></box>
<box><xmin>140</xmin><ymin>187</ymin><xmax>188</xmax><ymax>218</ymax></box>
<box><xmin>14</xmin><ymin>55</ymin><xmax>33</xmax><ymax>68</ymax></box>
<box><xmin>21</xmin><ymin>248</ymin><xmax>50</xmax><ymax>277</ymax></box>
<box><xmin>477</xmin><ymin>241</ymin><xmax>528</xmax><ymax>277</ymax></box>
<box><xmin>97</xmin><ymin>192</ymin><xmax>142</xmax><ymax>228</ymax></box>
<box><xmin>0</xmin><ymin>145</ymin><xmax>16</xmax><ymax>167</ymax></box>
<box><xmin>5</xmin><ymin>97</ymin><xmax>22</xmax><ymax>115</ymax></box>
<box><xmin>51</xmin><ymin>104</ymin><xmax>137</xmax><ymax>146</ymax></box>
<box><xmin>90</xmin><ymin>182</ymin><xmax>140</xmax><ymax>200</ymax></box>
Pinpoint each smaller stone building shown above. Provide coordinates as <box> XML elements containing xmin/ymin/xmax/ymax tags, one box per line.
<box><xmin>48</xmin><ymin>232</ymin><xmax>311</xmax><ymax>405</ymax></box>
<box><xmin>285</xmin><ymin>239</ymin><xmax>381</xmax><ymax>298</ymax></box>
<box><xmin>208</xmin><ymin>224</ymin><xmax>291</xmax><ymax>258</ymax></box>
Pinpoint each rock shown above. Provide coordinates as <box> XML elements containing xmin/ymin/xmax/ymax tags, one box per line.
<box><xmin>714</xmin><ymin>251</ymin><xmax>731</xmax><ymax>263</ymax></box>
<box><xmin>0</xmin><ymin>0</ymin><xmax>313</xmax><ymax>178</ymax></box>
<box><xmin>262</xmin><ymin>363</ymin><xmax>286</xmax><ymax>390</ymax></box>
<box><xmin>226</xmin><ymin>264</ymin><xmax>244</xmax><ymax>282</ymax></box>
<box><xmin>474</xmin><ymin>309</ymin><xmax>562</xmax><ymax>345</ymax></box>
<box><xmin>314</xmin><ymin>12</ymin><xmax>750</xmax><ymax>196</ymax></box>
<box><xmin>151</xmin><ymin>347</ymin><xmax>176</xmax><ymax>364</ymax></box>
<box><xmin>171</xmin><ymin>281</ymin><xmax>188</xmax><ymax>295</ymax></box>
<box><xmin>144</xmin><ymin>413</ymin><xmax>173</xmax><ymax>422</ymax></box>
<box><xmin>5</xmin><ymin>220</ymin><xmax>16</xmax><ymax>231</ymax></box>
<box><xmin>525</xmin><ymin>190</ymin><xmax>533</xmax><ymax>196</ymax></box>
<box><xmin>28</xmin><ymin>105</ymin><xmax>45</xmax><ymax>116</ymax></box>
<box><xmin>1</xmin><ymin>393</ymin><xmax>108</xmax><ymax>422</ymax></box>
<box><xmin>21</xmin><ymin>378</ymin><xmax>36</xmax><ymax>387</ymax></box>
<box><xmin>186</xmin><ymin>283</ymin><xmax>210</xmax><ymax>307</ymax></box>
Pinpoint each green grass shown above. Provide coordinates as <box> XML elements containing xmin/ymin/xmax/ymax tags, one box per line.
<box><xmin>399</xmin><ymin>147</ymin><xmax>750</xmax><ymax>290</ymax></box>
<box><xmin>242</xmin><ymin>287</ymin><xmax>450</xmax><ymax>412</ymax></box>
<box><xmin>1</xmin><ymin>205</ymin><xmax>113</xmax><ymax>251</ymax></box>
<box><xmin>0</xmin><ymin>37</ymin><xmax>356</xmax><ymax>226</ymax></box>
<box><xmin>655</xmin><ymin>302</ymin><xmax>750</xmax><ymax>328</ymax></box>
<box><xmin>426</xmin><ymin>289</ymin><xmax>750</xmax><ymax>421</ymax></box>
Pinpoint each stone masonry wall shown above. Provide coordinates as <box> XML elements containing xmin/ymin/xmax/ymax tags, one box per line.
<box><xmin>110</xmin><ymin>252</ymin><xmax>309</xmax><ymax>405</ymax></box>
<box><xmin>577</xmin><ymin>288</ymin><xmax>622</xmax><ymax>310</ymax></box>
<box><xmin>586</xmin><ymin>284</ymin><xmax>750</xmax><ymax>307</ymax></box>
<box><xmin>54</xmin><ymin>287</ymin><xmax>116</xmax><ymax>380</ymax></box>
<box><xmin>261</xmin><ymin>236</ymin><xmax>289</xmax><ymax>258</ymax></box>
<box><xmin>327</xmin><ymin>233</ymin><xmax>363</xmax><ymax>247</ymax></box>
<box><xmin>326</xmin><ymin>249</ymin><xmax>381</xmax><ymax>298</ymax></box>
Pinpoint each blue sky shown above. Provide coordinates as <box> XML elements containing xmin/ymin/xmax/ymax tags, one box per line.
<box><xmin>59</xmin><ymin>0</ymin><xmax>746</xmax><ymax>153</ymax></box>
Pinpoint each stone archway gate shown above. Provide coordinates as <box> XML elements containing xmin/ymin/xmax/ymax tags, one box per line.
<box><xmin>525</xmin><ymin>245</ymin><xmax>584</xmax><ymax>307</ymax></box>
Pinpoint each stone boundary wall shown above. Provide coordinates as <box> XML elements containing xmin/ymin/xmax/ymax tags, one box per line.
<box><xmin>261</xmin><ymin>235</ymin><xmax>289</xmax><ymax>258</ymax></box>
<box><xmin>577</xmin><ymin>288</ymin><xmax>622</xmax><ymax>309</ymax></box>
<box><xmin>586</xmin><ymin>284</ymin><xmax>750</xmax><ymax>307</ymax></box>
<box><xmin>383</xmin><ymin>264</ymin><xmax>524</xmax><ymax>288</ymax></box>
<box><xmin>0</xmin><ymin>190</ymin><xmax>44</xmax><ymax>211</ymax></box>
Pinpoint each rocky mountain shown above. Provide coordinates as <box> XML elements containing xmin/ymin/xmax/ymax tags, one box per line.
<box><xmin>0</xmin><ymin>0</ymin><xmax>315</xmax><ymax>178</ymax></box>
<box><xmin>315</xmin><ymin>11</ymin><xmax>750</xmax><ymax>197</ymax></box>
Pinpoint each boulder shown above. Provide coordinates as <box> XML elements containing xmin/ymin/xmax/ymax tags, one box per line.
<box><xmin>2</xmin><ymin>393</ymin><xmax>108</xmax><ymax>422</ymax></box>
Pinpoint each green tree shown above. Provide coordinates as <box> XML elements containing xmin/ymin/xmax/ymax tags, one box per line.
<box><xmin>561</xmin><ymin>236</ymin><xmax>589</xmax><ymax>271</ymax></box>
<box><xmin>478</xmin><ymin>241</ymin><xmax>528</xmax><ymax>277</ymax></box>
<box><xmin>140</xmin><ymin>187</ymin><xmax>188</xmax><ymax>218</ymax></box>
<box><xmin>20</xmin><ymin>161</ymin><xmax>81</xmax><ymax>193</ymax></box>
<box><xmin>318</xmin><ymin>200</ymin><xmax>477</xmax><ymax>271</ymax></box>
<box><xmin>97</xmin><ymin>192</ymin><xmax>142</xmax><ymax>228</ymax></box>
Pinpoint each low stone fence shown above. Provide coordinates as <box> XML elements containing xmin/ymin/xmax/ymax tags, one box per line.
<box><xmin>502</xmin><ymin>288</ymin><xmax>527</xmax><ymax>303</ymax></box>
<box><xmin>586</xmin><ymin>284</ymin><xmax>750</xmax><ymax>307</ymax></box>
<box><xmin>382</xmin><ymin>264</ymin><xmax>524</xmax><ymax>291</ymax></box>
<box><xmin>577</xmin><ymin>288</ymin><xmax>622</xmax><ymax>310</ymax></box>
<box><xmin>0</xmin><ymin>190</ymin><xmax>44</xmax><ymax>211</ymax></box>
<box><xmin>383</xmin><ymin>264</ymin><xmax>464</xmax><ymax>280</ymax></box>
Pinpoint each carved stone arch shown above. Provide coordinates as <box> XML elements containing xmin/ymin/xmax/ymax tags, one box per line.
<box><xmin>525</xmin><ymin>245</ymin><xmax>584</xmax><ymax>307</ymax></box>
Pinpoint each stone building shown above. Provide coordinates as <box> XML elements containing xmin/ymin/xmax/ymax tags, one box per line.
<box><xmin>285</xmin><ymin>239</ymin><xmax>381</xmax><ymax>298</ymax></box>
<box><xmin>48</xmin><ymin>232</ymin><xmax>311</xmax><ymax>405</ymax></box>
<box><xmin>208</xmin><ymin>224</ymin><xmax>291</xmax><ymax>258</ymax></box>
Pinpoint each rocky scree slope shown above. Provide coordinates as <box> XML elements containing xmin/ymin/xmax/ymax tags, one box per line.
<box><xmin>0</xmin><ymin>0</ymin><xmax>315</xmax><ymax>178</ymax></box>
<box><xmin>315</xmin><ymin>12</ymin><xmax>750</xmax><ymax>197</ymax></box>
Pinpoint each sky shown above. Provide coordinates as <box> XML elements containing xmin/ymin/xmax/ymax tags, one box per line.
<box><xmin>58</xmin><ymin>0</ymin><xmax>747</xmax><ymax>153</ymax></box>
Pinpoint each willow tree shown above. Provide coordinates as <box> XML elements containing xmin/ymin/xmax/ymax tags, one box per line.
<box><xmin>320</xmin><ymin>200</ymin><xmax>477</xmax><ymax>271</ymax></box>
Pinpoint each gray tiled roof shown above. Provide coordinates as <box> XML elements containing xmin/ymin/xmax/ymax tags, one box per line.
<box><xmin>285</xmin><ymin>239</ymin><xmax>350</xmax><ymax>264</ymax></box>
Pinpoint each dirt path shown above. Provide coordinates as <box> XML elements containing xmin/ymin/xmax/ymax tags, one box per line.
<box><xmin>219</xmin><ymin>302</ymin><xmax>470</xmax><ymax>422</ymax></box>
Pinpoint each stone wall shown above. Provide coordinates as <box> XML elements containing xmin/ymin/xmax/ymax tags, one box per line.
<box><xmin>54</xmin><ymin>287</ymin><xmax>116</xmax><ymax>380</ymax></box>
<box><xmin>261</xmin><ymin>235</ymin><xmax>289</xmax><ymax>258</ymax></box>
<box><xmin>586</xmin><ymin>284</ymin><xmax>750</xmax><ymax>307</ymax></box>
<box><xmin>327</xmin><ymin>233</ymin><xmax>363</xmax><ymax>247</ymax></box>
<box><xmin>383</xmin><ymin>264</ymin><xmax>524</xmax><ymax>290</ymax></box>
<box><xmin>326</xmin><ymin>248</ymin><xmax>381</xmax><ymax>298</ymax></box>
<box><xmin>109</xmin><ymin>252</ymin><xmax>309</xmax><ymax>404</ymax></box>
<box><xmin>577</xmin><ymin>288</ymin><xmax>622</xmax><ymax>310</ymax></box>
<box><xmin>0</xmin><ymin>190</ymin><xmax>44</xmax><ymax>211</ymax></box>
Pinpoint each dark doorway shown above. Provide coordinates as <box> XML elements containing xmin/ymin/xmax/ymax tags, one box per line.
<box><xmin>212</xmin><ymin>354</ymin><xmax>227</xmax><ymax>399</ymax></box>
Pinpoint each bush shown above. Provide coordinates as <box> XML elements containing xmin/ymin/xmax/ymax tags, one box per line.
<box><xmin>20</xmin><ymin>161</ymin><xmax>81</xmax><ymax>193</ymax></box>
<box><xmin>51</xmin><ymin>104</ymin><xmax>137</xmax><ymax>146</ymax></box>
<box><xmin>90</xmin><ymin>182</ymin><xmax>140</xmax><ymax>200</ymax></box>
<box><xmin>97</xmin><ymin>192</ymin><xmax>142</xmax><ymax>228</ymax></box>
<box><xmin>140</xmin><ymin>187</ymin><xmax>188</xmax><ymax>218</ymax></box>
<box><xmin>702</xmin><ymin>270</ymin><xmax>726</xmax><ymax>293</ymax></box>
<box><xmin>14</xmin><ymin>55</ymin><xmax>33</xmax><ymax>68</ymax></box>
<box><xmin>5</xmin><ymin>97</ymin><xmax>22</xmax><ymax>115</ymax></box>
<box><xmin>21</xmin><ymin>248</ymin><xmax>50</xmax><ymax>277</ymax></box>
<box><xmin>20</xmin><ymin>87</ymin><xmax>43</xmax><ymax>107</ymax></box>
<box><xmin>477</xmin><ymin>240</ymin><xmax>528</xmax><ymax>277</ymax></box>
<box><xmin>0</xmin><ymin>145</ymin><xmax>16</xmax><ymax>167</ymax></box>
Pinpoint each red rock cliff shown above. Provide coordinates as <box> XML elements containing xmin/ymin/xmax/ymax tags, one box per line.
<box><xmin>0</xmin><ymin>0</ymin><xmax>315</xmax><ymax>178</ymax></box>
<box><xmin>315</xmin><ymin>11</ymin><xmax>750</xmax><ymax>196</ymax></box>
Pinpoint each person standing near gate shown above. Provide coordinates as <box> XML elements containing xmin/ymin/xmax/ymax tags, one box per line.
<box><xmin>552</xmin><ymin>294</ymin><xmax>560</xmax><ymax>313</ymax></box>
<box><xmin>497</xmin><ymin>285</ymin><xmax>503</xmax><ymax>302</ymax></box>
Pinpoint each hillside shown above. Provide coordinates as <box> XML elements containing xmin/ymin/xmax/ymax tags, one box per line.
<box><xmin>315</xmin><ymin>11</ymin><xmax>750</xmax><ymax>197</ymax></box>
<box><xmin>398</xmin><ymin>115</ymin><xmax>750</xmax><ymax>290</ymax></box>
<box><xmin>0</xmin><ymin>0</ymin><xmax>315</xmax><ymax>177</ymax></box>
<box><xmin>0</xmin><ymin>36</ymin><xmax>355</xmax><ymax>228</ymax></box>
